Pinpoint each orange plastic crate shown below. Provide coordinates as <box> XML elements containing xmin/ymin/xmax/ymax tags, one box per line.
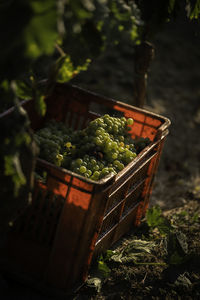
<box><xmin>0</xmin><ymin>83</ymin><xmax>170</xmax><ymax>296</ymax></box>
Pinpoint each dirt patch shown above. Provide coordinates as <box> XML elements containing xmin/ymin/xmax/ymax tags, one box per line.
<box><xmin>75</xmin><ymin>199</ymin><xmax>200</xmax><ymax>300</ymax></box>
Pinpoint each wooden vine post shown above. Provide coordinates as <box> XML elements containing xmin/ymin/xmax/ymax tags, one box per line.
<box><xmin>133</xmin><ymin>41</ymin><xmax>155</xmax><ymax>108</ymax></box>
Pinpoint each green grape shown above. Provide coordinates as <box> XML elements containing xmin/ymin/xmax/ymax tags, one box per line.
<box><xmin>93</xmin><ymin>164</ymin><xmax>100</xmax><ymax>171</ymax></box>
<box><xmin>87</xmin><ymin>170</ymin><xmax>92</xmax><ymax>177</ymax></box>
<box><xmin>113</xmin><ymin>160</ymin><xmax>120</xmax><ymax>167</ymax></box>
<box><xmin>94</xmin><ymin>137</ymin><xmax>103</xmax><ymax>146</ymax></box>
<box><xmin>112</xmin><ymin>152</ymin><xmax>118</xmax><ymax>160</ymax></box>
<box><xmin>130</xmin><ymin>153</ymin><xmax>137</xmax><ymax>160</ymax></box>
<box><xmin>73</xmin><ymin>167</ymin><xmax>81</xmax><ymax>174</ymax></box>
<box><xmin>76</xmin><ymin>158</ymin><xmax>83</xmax><ymax>165</ymax></box>
<box><xmin>121</xmin><ymin>117</ymin><xmax>126</xmax><ymax>122</ymax></box>
<box><xmin>111</xmin><ymin>141</ymin><xmax>118</xmax><ymax>150</ymax></box>
<box><xmin>113</xmin><ymin>124</ymin><xmax>118</xmax><ymax>134</ymax></box>
<box><xmin>113</xmin><ymin>160</ymin><xmax>124</xmax><ymax>171</ymax></box>
<box><xmin>118</xmin><ymin>146</ymin><xmax>124</xmax><ymax>153</ymax></box>
<box><xmin>79</xmin><ymin>166</ymin><xmax>87</xmax><ymax>174</ymax></box>
<box><xmin>118</xmin><ymin>135</ymin><xmax>124</xmax><ymax>142</ymax></box>
<box><xmin>55</xmin><ymin>154</ymin><xmax>63</xmax><ymax>166</ymax></box>
<box><xmin>95</xmin><ymin>129</ymin><xmax>102</xmax><ymax>136</ymax></box>
<box><xmin>101</xmin><ymin>167</ymin><xmax>110</xmax><ymax>176</ymax></box>
<box><xmin>127</xmin><ymin>118</ymin><xmax>134</xmax><ymax>125</ymax></box>
<box><xmin>99</xmin><ymin>162</ymin><xmax>104</xmax><ymax>170</ymax></box>
<box><xmin>104</xmin><ymin>141</ymin><xmax>112</xmax><ymax>152</ymax></box>
<box><xmin>56</xmin><ymin>154</ymin><xmax>63</xmax><ymax>161</ymax></box>
<box><xmin>91</xmin><ymin>158</ymin><xmax>96</xmax><ymax>165</ymax></box>
<box><xmin>118</xmin><ymin>162</ymin><xmax>125</xmax><ymax>170</ymax></box>
<box><xmin>103</xmin><ymin>114</ymin><xmax>110</xmax><ymax>118</ymax></box>
<box><xmin>108</xmin><ymin>167</ymin><xmax>116</xmax><ymax>174</ymax></box>
<box><xmin>83</xmin><ymin>154</ymin><xmax>90</xmax><ymax>162</ymax></box>
<box><xmin>84</xmin><ymin>172</ymin><xmax>90</xmax><ymax>178</ymax></box>
<box><xmin>104</xmin><ymin>118</ymin><xmax>112</xmax><ymax>127</ymax></box>
<box><xmin>65</xmin><ymin>142</ymin><xmax>72</xmax><ymax>148</ymax></box>
<box><xmin>81</xmin><ymin>161</ymin><xmax>88</xmax><ymax>167</ymax></box>
<box><xmin>91</xmin><ymin>171</ymin><xmax>100</xmax><ymax>181</ymax></box>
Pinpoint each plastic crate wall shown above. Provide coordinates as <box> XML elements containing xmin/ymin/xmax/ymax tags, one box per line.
<box><xmin>0</xmin><ymin>83</ymin><xmax>170</xmax><ymax>296</ymax></box>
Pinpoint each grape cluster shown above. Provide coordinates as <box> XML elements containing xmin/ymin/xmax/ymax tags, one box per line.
<box><xmin>34</xmin><ymin>115</ymin><xmax>150</xmax><ymax>181</ymax></box>
<box><xmin>34</xmin><ymin>120</ymin><xmax>74</xmax><ymax>166</ymax></box>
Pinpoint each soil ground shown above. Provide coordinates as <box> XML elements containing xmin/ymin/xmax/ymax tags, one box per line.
<box><xmin>1</xmin><ymin>11</ymin><xmax>200</xmax><ymax>300</ymax></box>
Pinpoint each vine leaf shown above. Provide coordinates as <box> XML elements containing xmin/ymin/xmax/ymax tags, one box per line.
<box><xmin>165</xmin><ymin>231</ymin><xmax>188</xmax><ymax>265</ymax></box>
<box><xmin>109</xmin><ymin>239</ymin><xmax>155</xmax><ymax>263</ymax></box>
<box><xmin>4</xmin><ymin>153</ymin><xmax>26</xmax><ymax>197</ymax></box>
<box><xmin>146</xmin><ymin>205</ymin><xmax>172</xmax><ymax>235</ymax></box>
<box><xmin>24</xmin><ymin>0</ymin><xmax>58</xmax><ymax>58</ymax></box>
<box><xmin>15</xmin><ymin>80</ymin><xmax>33</xmax><ymax>100</ymax></box>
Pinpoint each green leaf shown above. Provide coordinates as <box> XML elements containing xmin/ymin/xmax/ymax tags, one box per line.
<box><xmin>109</xmin><ymin>251</ymin><xmax>123</xmax><ymax>263</ymax></box>
<box><xmin>146</xmin><ymin>205</ymin><xmax>162</xmax><ymax>226</ymax></box>
<box><xmin>146</xmin><ymin>205</ymin><xmax>172</xmax><ymax>235</ymax></box>
<box><xmin>97</xmin><ymin>260</ymin><xmax>111</xmax><ymax>278</ymax></box>
<box><xmin>14</xmin><ymin>132</ymin><xmax>31</xmax><ymax>147</ymax></box>
<box><xmin>192</xmin><ymin>212</ymin><xmax>199</xmax><ymax>222</ymax></box>
<box><xmin>166</xmin><ymin>231</ymin><xmax>188</xmax><ymax>265</ymax></box>
<box><xmin>70</xmin><ymin>0</ymin><xmax>93</xmax><ymax>20</ymax></box>
<box><xmin>55</xmin><ymin>55</ymin><xmax>91</xmax><ymax>83</ymax></box>
<box><xmin>35</xmin><ymin>93</ymin><xmax>46</xmax><ymax>116</ymax></box>
<box><xmin>4</xmin><ymin>153</ymin><xmax>26</xmax><ymax>197</ymax></box>
<box><xmin>111</xmin><ymin>1</ymin><xmax>132</xmax><ymax>22</ymax></box>
<box><xmin>105</xmin><ymin>249</ymin><xmax>116</xmax><ymax>260</ymax></box>
<box><xmin>15</xmin><ymin>80</ymin><xmax>33</xmax><ymax>100</ymax></box>
<box><xmin>55</xmin><ymin>55</ymin><xmax>74</xmax><ymax>83</ymax></box>
<box><xmin>187</xmin><ymin>0</ymin><xmax>200</xmax><ymax>19</ymax></box>
<box><xmin>24</xmin><ymin>0</ymin><xmax>58</xmax><ymax>58</ymax></box>
<box><xmin>174</xmin><ymin>273</ymin><xmax>192</xmax><ymax>288</ymax></box>
<box><xmin>124</xmin><ymin>239</ymin><xmax>155</xmax><ymax>254</ymax></box>
<box><xmin>85</xmin><ymin>277</ymin><xmax>102</xmax><ymax>293</ymax></box>
<box><xmin>109</xmin><ymin>239</ymin><xmax>155</xmax><ymax>264</ymax></box>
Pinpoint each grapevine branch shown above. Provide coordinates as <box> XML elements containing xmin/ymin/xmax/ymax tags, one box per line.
<box><xmin>133</xmin><ymin>41</ymin><xmax>155</xmax><ymax>108</ymax></box>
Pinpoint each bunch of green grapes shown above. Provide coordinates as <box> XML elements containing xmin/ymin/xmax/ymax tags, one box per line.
<box><xmin>34</xmin><ymin>120</ymin><xmax>73</xmax><ymax>166</ymax></box>
<box><xmin>34</xmin><ymin>115</ymin><xmax>150</xmax><ymax>181</ymax></box>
